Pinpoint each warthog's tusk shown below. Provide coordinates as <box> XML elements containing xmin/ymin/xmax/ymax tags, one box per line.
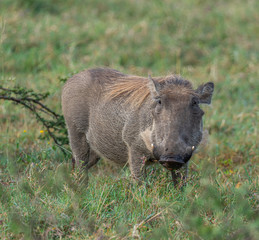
<box><xmin>151</xmin><ymin>143</ymin><xmax>154</xmax><ymax>149</ymax></box>
<box><xmin>192</xmin><ymin>146</ymin><xmax>195</xmax><ymax>150</ymax></box>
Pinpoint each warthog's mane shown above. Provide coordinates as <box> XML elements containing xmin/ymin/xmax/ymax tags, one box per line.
<box><xmin>104</xmin><ymin>73</ymin><xmax>197</xmax><ymax>108</ymax></box>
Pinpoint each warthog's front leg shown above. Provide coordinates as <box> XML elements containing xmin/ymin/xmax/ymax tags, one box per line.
<box><xmin>128</xmin><ymin>148</ymin><xmax>146</xmax><ymax>181</ymax></box>
<box><xmin>184</xmin><ymin>162</ymin><xmax>189</xmax><ymax>180</ymax></box>
<box><xmin>171</xmin><ymin>162</ymin><xmax>189</xmax><ymax>187</ymax></box>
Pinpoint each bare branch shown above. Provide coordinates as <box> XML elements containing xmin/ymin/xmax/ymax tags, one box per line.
<box><xmin>0</xmin><ymin>86</ymin><xmax>68</xmax><ymax>155</ymax></box>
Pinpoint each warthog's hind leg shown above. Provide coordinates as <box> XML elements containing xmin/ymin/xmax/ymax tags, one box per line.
<box><xmin>83</xmin><ymin>148</ymin><xmax>100</xmax><ymax>170</ymax></box>
<box><xmin>67</xmin><ymin>123</ymin><xmax>99</xmax><ymax>170</ymax></box>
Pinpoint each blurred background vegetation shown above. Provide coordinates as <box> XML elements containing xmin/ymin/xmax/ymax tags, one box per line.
<box><xmin>0</xmin><ymin>0</ymin><xmax>258</xmax><ymax>239</ymax></box>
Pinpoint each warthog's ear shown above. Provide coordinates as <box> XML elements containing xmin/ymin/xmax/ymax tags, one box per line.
<box><xmin>195</xmin><ymin>82</ymin><xmax>214</xmax><ymax>104</ymax></box>
<box><xmin>148</xmin><ymin>75</ymin><xmax>161</xmax><ymax>98</ymax></box>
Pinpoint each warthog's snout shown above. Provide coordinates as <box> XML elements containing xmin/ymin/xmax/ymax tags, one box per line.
<box><xmin>153</xmin><ymin>144</ymin><xmax>194</xmax><ymax>170</ymax></box>
<box><xmin>159</xmin><ymin>153</ymin><xmax>192</xmax><ymax>170</ymax></box>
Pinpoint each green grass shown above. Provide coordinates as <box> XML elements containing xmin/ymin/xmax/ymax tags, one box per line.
<box><xmin>0</xmin><ymin>0</ymin><xmax>258</xmax><ymax>239</ymax></box>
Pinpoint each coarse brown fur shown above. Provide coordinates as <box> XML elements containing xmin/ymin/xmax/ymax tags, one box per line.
<box><xmin>62</xmin><ymin>67</ymin><xmax>214</xmax><ymax>182</ymax></box>
<box><xmin>104</xmin><ymin>74</ymin><xmax>197</xmax><ymax>108</ymax></box>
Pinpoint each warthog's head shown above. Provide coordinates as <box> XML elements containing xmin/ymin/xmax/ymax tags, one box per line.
<box><xmin>148</xmin><ymin>76</ymin><xmax>214</xmax><ymax>170</ymax></box>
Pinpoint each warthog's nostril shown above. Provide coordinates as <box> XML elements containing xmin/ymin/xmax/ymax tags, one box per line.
<box><xmin>165</xmin><ymin>148</ymin><xmax>168</xmax><ymax>152</ymax></box>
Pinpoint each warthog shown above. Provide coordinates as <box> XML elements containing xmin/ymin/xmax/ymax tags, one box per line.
<box><xmin>62</xmin><ymin>68</ymin><xmax>214</xmax><ymax>183</ymax></box>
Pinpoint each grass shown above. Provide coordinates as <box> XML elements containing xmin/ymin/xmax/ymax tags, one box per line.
<box><xmin>0</xmin><ymin>0</ymin><xmax>258</xmax><ymax>239</ymax></box>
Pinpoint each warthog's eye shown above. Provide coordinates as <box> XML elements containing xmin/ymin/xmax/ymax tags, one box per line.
<box><xmin>191</xmin><ymin>97</ymin><xmax>199</xmax><ymax>107</ymax></box>
<box><xmin>191</xmin><ymin>97</ymin><xmax>204</xmax><ymax>116</ymax></box>
<box><xmin>153</xmin><ymin>97</ymin><xmax>162</xmax><ymax>114</ymax></box>
<box><xmin>155</xmin><ymin>97</ymin><xmax>162</xmax><ymax>105</ymax></box>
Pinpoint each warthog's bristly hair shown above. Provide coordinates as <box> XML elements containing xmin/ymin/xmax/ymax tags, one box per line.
<box><xmin>104</xmin><ymin>74</ymin><xmax>196</xmax><ymax>108</ymax></box>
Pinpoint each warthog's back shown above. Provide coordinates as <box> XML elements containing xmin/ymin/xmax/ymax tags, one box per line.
<box><xmin>62</xmin><ymin>68</ymin><xmax>126</xmax><ymax>131</ymax></box>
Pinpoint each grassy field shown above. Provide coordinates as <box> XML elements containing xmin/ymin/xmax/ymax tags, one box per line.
<box><xmin>0</xmin><ymin>0</ymin><xmax>258</xmax><ymax>239</ymax></box>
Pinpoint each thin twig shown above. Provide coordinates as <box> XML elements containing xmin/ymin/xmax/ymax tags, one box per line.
<box><xmin>0</xmin><ymin>89</ymin><xmax>67</xmax><ymax>155</ymax></box>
